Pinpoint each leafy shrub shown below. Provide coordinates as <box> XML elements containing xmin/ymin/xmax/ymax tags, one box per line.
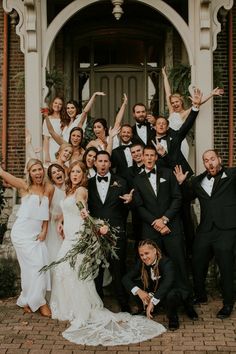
<box><xmin>0</xmin><ymin>258</ymin><xmax>19</xmax><ymax>298</ymax></box>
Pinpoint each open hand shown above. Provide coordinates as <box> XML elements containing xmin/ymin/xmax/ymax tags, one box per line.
<box><xmin>173</xmin><ymin>165</ymin><xmax>189</xmax><ymax>185</ymax></box>
<box><xmin>146</xmin><ymin>301</ymin><xmax>154</xmax><ymax>319</ymax></box>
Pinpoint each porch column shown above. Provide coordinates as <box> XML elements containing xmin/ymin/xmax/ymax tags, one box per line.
<box><xmin>24</xmin><ymin>1</ymin><xmax>42</xmax><ymax>152</ymax></box>
<box><xmin>3</xmin><ymin>0</ymin><xmax>43</xmax><ymax>155</ymax></box>
<box><xmin>189</xmin><ymin>0</ymin><xmax>214</xmax><ymax>174</ymax></box>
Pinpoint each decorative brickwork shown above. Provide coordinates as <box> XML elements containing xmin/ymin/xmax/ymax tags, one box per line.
<box><xmin>0</xmin><ymin>2</ymin><xmax>25</xmax><ymax>177</ymax></box>
<box><xmin>213</xmin><ymin>6</ymin><xmax>236</xmax><ymax>166</ymax></box>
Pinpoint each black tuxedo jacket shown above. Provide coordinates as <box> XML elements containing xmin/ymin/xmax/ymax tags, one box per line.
<box><xmin>132</xmin><ymin>123</ymin><xmax>155</xmax><ymax>146</ymax></box>
<box><xmin>111</xmin><ymin>145</ymin><xmax>132</xmax><ymax>178</ymax></box>
<box><xmin>156</xmin><ymin>108</ymin><xmax>199</xmax><ymax>175</ymax></box>
<box><xmin>133</xmin><ymin>167</ymin><xmax>182</xmax><ymax>239</ymax></box>
<box><xmin>122</xmin><ymin>257</ymin><xmax>175</xmax><ymax>301</ymax></box>
<box><xmin>88</xmin><ymin>173</ymin><xmax>129</xmax><ymax>232</ymax></box>
<box><xmin>124</xmin><ymin>163</ymin><xmax>144</xmax><ymax>188</ymax></box>
<box><xmin>183</xmin><ymin>167</ymin><xmax>236</xmax><ymax>232</ymax></box>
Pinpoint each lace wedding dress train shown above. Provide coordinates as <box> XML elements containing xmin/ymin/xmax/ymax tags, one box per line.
<box><xmin>50</xmin><ymin>192</ymin><xmax>166</xmax><ymax>346</ymax></box>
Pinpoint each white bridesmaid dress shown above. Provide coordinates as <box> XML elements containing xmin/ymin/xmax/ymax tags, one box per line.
<box><xmin>42</xmin><ymin>117</ymin><xmax>61</xmax><ymax>162</ymax></box>
<box><xmin>45</xmin><ymin>186</ymin><xmax>65</xmax><ymax>263</ymax></box>
<box><xmin>11</xmin><ymin>194</ymin><xmax>51</xmax><ymax>312</ymax></box>
<box><xmin>50</xmin><ymin>190</ymin><xmax>166</xmax><ymax>346</ymax></box>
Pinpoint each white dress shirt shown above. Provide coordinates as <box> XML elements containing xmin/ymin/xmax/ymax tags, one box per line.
<box><xmin>145</xmin><ymin>167</ymin><xmax>157</xmax><ymax>195</ymax></box>
<box><xmin>121</xmin><ymin>143</ymin><xmax>133</xmax><ymax>167</ymax></box>
<box><xmin>136</xmin><ymin>123</ymin><xmax>147</xmax><ymax>144</ymax></box>
<box><xmin>96</xmin><ymin>172</ymin><xmax>111</xmax><ymax>203</ymax></box>
<box><xmin>201</xmin><ymin>176</ymin><xmax>215</xmax><ymax>196</ymax></box>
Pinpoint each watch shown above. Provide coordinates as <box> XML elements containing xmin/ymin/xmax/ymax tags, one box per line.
<box><xmin>162</xmin><ymin>216</ymin><xmax>168</xmax><ymax>225</ymax></box>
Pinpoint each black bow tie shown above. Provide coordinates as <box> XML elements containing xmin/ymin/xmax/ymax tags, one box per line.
<box><xmin>97</xmin><ymin>176</ymin><xmax>108</xmax><ymax>182</ymax></box>
<box><xmin>146</xmin><ymin>263</ymin><xmax>157</xmax><ymax>270</ymax></box>
<box><xmin>157</xmin><ymin>135</ymin><xmax>168</xmax><ymax>143</ymax></box>
<box><xmin>206</xmin><ymin>169</ymin><xmax>223</xmax><ymax>180</ymax></box>
<box><xmin>137</xmin><ymin>164</ymin><xmax>144</xmax><ymax>173</ymax></box>
<box><xmin>147</xmin><ymin>168</ymin><xmax>156</xmax><ymax>177</ymax></box>
<box><xmin>120</xmin><ymin>144</ymin><xmax>131</xmax><ymax>150</ymax></box>
<box><xmin>137</xmin><ymin>122</ymin><xmax>146</xmax><ymax>128</ymax></box>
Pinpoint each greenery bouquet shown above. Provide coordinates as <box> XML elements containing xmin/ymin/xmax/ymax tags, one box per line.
<box><xmin>40</xmin><ymin>201</ymin><xmax>119</xmax><ymax>280</ymax></box>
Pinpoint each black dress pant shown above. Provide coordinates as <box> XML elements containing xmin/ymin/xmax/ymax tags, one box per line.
<box><xmin>95</xmin><ymin>232</ymin><xmax>128</xmax><ymax>306</ymax></box>
<box><xmin>192</xmin><ymin>225</ymin><xmax>236</xmax><ymax>305</ymax></box>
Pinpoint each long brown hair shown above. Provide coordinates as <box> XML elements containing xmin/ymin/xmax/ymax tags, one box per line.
<box><xmin>48</xmin><ymin>96</ymin><xmax>67</xmax><ymax>129</ymax></box>
<box><xmin>65</xmin><ymin>160</ymin><xmax>87</xmax><ymax>195</ymax></box>
<box><xmin>138</xmin><ymin>239</ymin><xmax>162</xmax><ymax>292</ymax></box>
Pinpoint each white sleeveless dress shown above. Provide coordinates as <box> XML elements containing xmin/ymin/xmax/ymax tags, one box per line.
<box><xmin>42</xmin><ymin>117</ymin><xmax>61</xmax><ymax>162</ymax></box>
<box><xmin>168</xmin><ymin>112</ymin><xmax>189</xmax><ymax>161</ymax></box>
<box><xmin>45</xmin><ymin>186</ymin><xmax>65</xmax><ymax>264</ymax></box>
<box><xmin>11</xmin><ymin>194</ymin><xmax>51</xmax><ymax>312</ymax></box>
<box><xmin>50</xmin><ymin>192</ymin><xmax>166</xmax><ymax>346</ymax></box>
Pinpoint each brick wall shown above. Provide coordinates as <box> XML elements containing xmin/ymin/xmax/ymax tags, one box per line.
<box><xmin>0</xmin><ymin>2</ymin><xmax>25</xmax><ymax>177</ymax></box>
<box><xmin>213</xmin><ymin>5</ymin><xmax>236</xmax><ymax>166</ymax></box>
<box><xmin>0</xmin><ymin>2</ymin><xmax>235</xmax><ymax>175</ymax></box>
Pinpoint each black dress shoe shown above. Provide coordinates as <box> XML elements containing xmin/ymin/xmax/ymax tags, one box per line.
<box><xmin>193</xmin><ymin>296</ymin><xmax>208</xmax><ymax>305</ymax></box>
<box><xmin>184</xmin><ymin>305</ymin><xmax>199</xmax><ymax>320</ymax></box>
<box><xmin>120</xmin><ymin>304</ymin><xmax>132</xmax><ymax>313</ymax></box>
<box><xmin>168</xmin><ymin>315</ymin><xmax>179</xmax><ymax>331</ymax></box>
<box><xmin>216</xmin><ymin>305</ymin><xmax>233</xmax><ymax>319</ymax></box>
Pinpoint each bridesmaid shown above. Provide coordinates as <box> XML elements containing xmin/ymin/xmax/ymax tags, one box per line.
<box><xmin>82</xmin><ymin>147</ymin><xmax>98</xmax><ymax>178</ymax></box>
<box><xmin>0</xmin><ymin>159</ymin><xmax>54</xmax><ymax>316</ymax></box>
<box><xmin>42</xmin><ymin>96</ymin><xmax>66</xmax><ymax>166</ymax></box>
<box><xmin>46</xmin><ymin>163</ymin><xmax>66</xmax><ymax>264</ymax></box>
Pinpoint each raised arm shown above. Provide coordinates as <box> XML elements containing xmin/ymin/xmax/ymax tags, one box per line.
<box><xmin>106</xmin><ymin>126</ymin><xmax>120</xmax><ymax>155</ymax></box>
<box><xmin>200</xmin><ymin>87</ymin><xmax>224</xmax><ymax>106</ymax></box>
<box><xmin>43</xmin><ymin>115</ymin><xmax>65</xmax><ymax>145</ymax></box>
<box><xmin>76</xmin><ymin>186</ymin><xmax>88</xmax><ymax>208</ymax></box>
<box><xmin>0</xmin><ymin>166</ymin><xmax>27</xmax><ymax>191</ymax></box>
<box><xmin>78</xmin><ymin>92</ymin><xmax>106</xmax><ymax>128</ymax></box>
<box><xmin>113</xmin><ymin>93</ymin><xmax>128</xmax><ymax>129</ymax></box>
<box><xmin>162</xmin><ymin>67</ymin><xmax>173</xmax><ymax>112</ymax></box>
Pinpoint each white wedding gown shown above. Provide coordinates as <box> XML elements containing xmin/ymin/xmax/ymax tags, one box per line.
<box><xmin>50</xmin><ymin>192</ymin><xmax>166</xmax><ymax>346</ymax></box>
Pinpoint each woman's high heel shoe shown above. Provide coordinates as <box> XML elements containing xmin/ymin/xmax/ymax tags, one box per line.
<box><xmin>39</xmin><ymin>304</ymin><xmax>51</xmax><ymax>317</ymax></box>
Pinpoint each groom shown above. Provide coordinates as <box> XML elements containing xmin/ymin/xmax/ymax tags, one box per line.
<box><xmin>88</xmin><ymin>150</ymin><xmax>133</xmax><ymax>312</ymax></box>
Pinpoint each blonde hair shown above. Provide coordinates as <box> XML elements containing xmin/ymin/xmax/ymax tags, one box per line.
<box><xmin>138</xmin><ymin>239</ymin><xmax>162</xmax><ymax>292</ymax></box>
<box><xmin>55</xmin><ymin>143</ymin><xmax>73</xmax><ymax>160</ymax></box>
<box><xmin>26</xmin><ymin>158</ymin><xmax>45</xmax><ymax>188</ymax></box>
<box><xmin>169</xmin><ymin>93</ymin><xmax>185</xmax><ymax>110</ymax></box>
<box><xmin>65</xmin><ymin>160</ymin><xmax>87</xmax><ymax>195</ymax></box>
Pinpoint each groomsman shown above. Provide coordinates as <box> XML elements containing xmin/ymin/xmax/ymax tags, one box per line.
<box><xmin>122</xmin><ymin>239</ymin><xmax>183</xmax><ymax>330</ymax></box>
<box><xmin>111</xmin><ymin>124</ymin><xmax>133</xmax><ymax>178</ymax></box>
<box><xmin>131</xmin><ymin>103</ymin><xmax>155</xmax><ymax>145</ymax></box>
<box><xmin>152</xmin><ymin>89</ymin><xmax>202</xmax><ymax>256</ymax></box>
<box><xmin>133</xmin><ymin>145</ymin><xmax>198</xmax><ymax>321</ymax></box>
<box><xmin>88</xmin><ymin>151</ymin><xmax>133</xmax><ymax>312</ymax></box>
<box><xmin>124</xmin><ymin>143</ymin><xmax>145</xmax><ymax>247</ymax></box>
<box><xmin>174</xmin><ymin>149</ymin><xmax>236</xmax><ymax>319</ymax></box>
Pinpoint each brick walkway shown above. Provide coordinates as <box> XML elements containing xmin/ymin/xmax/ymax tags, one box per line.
<box><xmin>1</xmin><ymin>295</ymin><xmax>236</xmax><ymax>354</ymax></box>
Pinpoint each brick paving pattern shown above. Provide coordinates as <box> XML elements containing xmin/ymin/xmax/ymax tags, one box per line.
<box><xmin>0</xmin><ymin>295</ymin><xmax>236</xmax><ymax>353</ymax></box>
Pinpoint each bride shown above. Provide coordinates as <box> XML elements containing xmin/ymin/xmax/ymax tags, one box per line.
<box><xmin>50</xmin><ymin>160</ymin><xmax>166</xmax><ymax>346</ymax></box>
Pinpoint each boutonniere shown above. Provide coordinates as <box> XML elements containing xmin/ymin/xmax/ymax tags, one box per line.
<box><xmin>110</xmin><ymin>181</ymin><xmax>122</xmax><ymax>188</ymax></box>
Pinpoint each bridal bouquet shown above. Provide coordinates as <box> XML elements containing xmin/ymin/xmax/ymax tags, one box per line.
<box><xmin>40</xmin><ymin>202</ymin><xmax>119</xmax><ymax>280</ymax></box>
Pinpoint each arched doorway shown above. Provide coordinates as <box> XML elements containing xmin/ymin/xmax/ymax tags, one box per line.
<box><xmin>74</xmin><ymin>31</ymin><xmax>163</xmax><ymax>124</ymax></box>
<box><xmin>47</xmin><ymin>1</ymin><xmax>187</xmax><ymax>125</ymax></box>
